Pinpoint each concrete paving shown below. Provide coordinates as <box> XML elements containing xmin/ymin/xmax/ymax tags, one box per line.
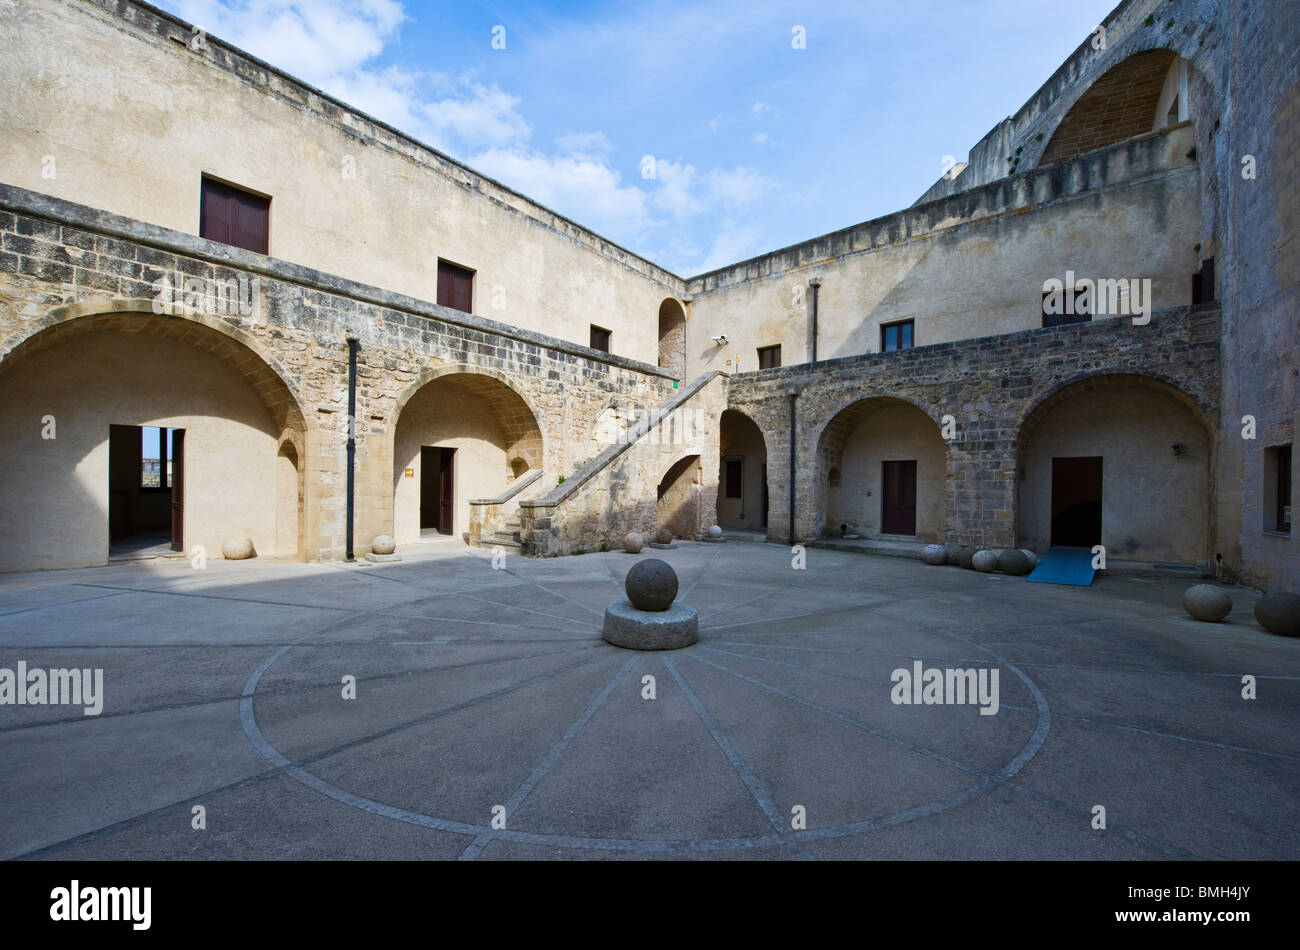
<box><xmin>0</xmin><ymin>541</ymin><xmax>1296</xmax><ymax>860</ymax></box>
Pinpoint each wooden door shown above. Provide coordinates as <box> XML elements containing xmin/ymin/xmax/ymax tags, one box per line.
<box><xmin>881</xmin><ymin>460</ymin><xmax>917</xmax><ymax>535</ymax></box>
<box><xmin>170</xmin><ymin>429</ymin><xmax>185</xmax><ymax>551</ymax></box>
<box><xmin>438</xmin><ymin>448</ymin><xmax>454</xmax><ymax>535</ymax></box>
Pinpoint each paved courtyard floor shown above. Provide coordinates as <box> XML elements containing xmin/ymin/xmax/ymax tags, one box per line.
<box><xmin>1</xmin><ymin>540</ymin><xmax>1296</xmax><ymax>861</ymax></box>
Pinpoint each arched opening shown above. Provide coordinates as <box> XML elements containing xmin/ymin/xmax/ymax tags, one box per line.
<box><xmin>1015</xmin><ymin>374</ymin><xmax>1212</xmax><ymax>563</ymax></box>
<box><xmin>657</xmin><ymin>454</ymin><xmax>701</xmax><ymax>540</ymax></box>
<box><xmin>658</xmin><ymin>298</ymin><xmax>687</xmax><ymax>379</ymax></box>
<box><xmin>716</xmin><ymin>410</ymin><xmax>768</xmax><ymax>532</ymax></box>
<box><xmin>0</xmin><ymin>311</ymin><xmax>305</xmax><ymax>571</ymax></box>
<box><xmin>1040</xmin><ymin>50</ymin><xmax>1190</xmax><ymax>164</ymax></box>
<box><xmin>392</xmin><ymin>372</ymin><xmax>543</xmax><ymax>544</ymax></box>
<box><xmin>816</xmin><ymin>397</ymin><xmax>946</xmax><ymax>542</ymax></box>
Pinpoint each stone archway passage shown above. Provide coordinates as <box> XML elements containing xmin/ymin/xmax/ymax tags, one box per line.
<box><xmin>392</xmin><ymin>372</ymin><xmax>544</xmax><ymax>544</ymax></box>
<box><xmin>0</xmin><ymin>313</ymin><xmax>306</xmax><ymax>571</ymax></box>
<box><xmin>1016</xmin><ymin>375</ymin><xmax>1212</xmax><ymax>563</ymax></box>
<box><xmin>817</xmin><ymin>397</ymin><xmax>946</xmax><ymax>542</ymax></box>
<box><xmin>658</xmin><ymin>298</ymin><xmax>687</xmax><ymax>380</ymax></box>
<box><xmin>717</xmin><ymin>410</ymin><xmax>768</xmax><ymax>531</ymax></box>
<box><xmin>657</xmin><ymin>454</ymin><xmax>701</xmax><ymax>539</ymax></box>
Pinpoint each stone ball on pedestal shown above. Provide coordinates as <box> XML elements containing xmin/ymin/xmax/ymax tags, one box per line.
<box><xmin>707</xmin><ymin>525</ymin><xmax>723</xmax><ymax>538</ymax></box>
<box><xmin>655</xmin><ymin>528</ymin><xmax>673</xmax><ymax>545</ymax></box>
<box><xmin>1182</xmin><ymin>584</ymin><xmax>1232</xmax><ymax>622</ymax></box>
<box><xmin>626</xmin><ymin>558</ymin><xmax>678</xmax><ymax>611</ymax></box>
<box><xmin>372</xmin><ymin>534</ymin><xmax>396</xmax><ymax>556</ymax></box>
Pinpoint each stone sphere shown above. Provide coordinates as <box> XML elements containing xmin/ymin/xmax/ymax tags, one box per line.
<box><xmin>1254</xmin><ymin>591</ymin><xmax>1300</xmax><ymax>637</ymax></box>
<box><xmin>997</xmin><ymin>549</ymin><xmax>1031</xmax><ymax>576</ymax></box>
<box><xmin>222</xmin><ymin>535</ymin><xmax>254</xmax><ymax>560</ymax></box>
<box><xmin>1020</xmin><ymin>549</ymin><xmax>1039</xmax><ymax>570</ymax></box>
<box><xmin>655</xmin><ymin>528</ymin><xmax>673</xmax><ymax>545</ymax></box>
<box><xmin>623</xmin><ymin>532</ymin><xmax>643</xmax><ymax>554</ymax></box>
<box><xmin>922</xmin><ymin>544</ymin><xmax>946</xmax><ymax>565</ymax></box>
<box><xmin>707</xmin><ymin>525</ymin><xmax>723</xmax><ymax>538</ymax></box>
<box><xmin>971</xmin><ymin>549</ymin><xmax>998</xmax><ymax>573</ymax></box>
<box><xmin>1182</xmin><ymin>584</ymin><xmax>1232</xmax><ymax>622</ymax></box>
<box><xmin>626</xmin><ymin>558</ymin><xmax>678</xmax><ymax>611</ymax></box>
<box><xmin>946</xmin><ymin>544</ymin><xmax>973</xmax><ymax>569</ymax></box>
<box><xmin>372</xmin><ymin>534</ymin><xmax>396</xmax><ymax>556</ymax></box>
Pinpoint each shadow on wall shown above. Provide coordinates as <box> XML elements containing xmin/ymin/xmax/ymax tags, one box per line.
<box><xmin>657</xmin><ymin>454</ymin><xmax>701</xmax><ymax>539</ymax></box>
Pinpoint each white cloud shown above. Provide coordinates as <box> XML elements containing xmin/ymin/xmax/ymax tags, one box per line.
<box><xmin>749</xmin><ymin>131</ymin><xmax>769</xmax><ymax>145</ymax></box>
<box><xmin>696</xmin><ymin>221</ymin><xmax>763</xmax><ymax>273</ymax></box>
<box><xmin>752</xmin><ymin>101</ymin><xmax>770</xmax><ymax>114</ymax></box>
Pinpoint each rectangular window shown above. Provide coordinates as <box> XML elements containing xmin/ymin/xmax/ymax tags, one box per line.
<box><xmin>724</xmin><ymin>458</ymin><xmax>743</xmax><ymax>499</ymax></box>
<box><xmin>200</xmin><ymin>176</ymin><xmax>270</xmax><ymax>255</ymax></box>
<box><xmin>1272</xmin><ymin>444</ymin><xmax>1293</xmax><ymax>533</ymax></box>
<box><xmin>590</xmin><ymin>325</ymin><xmax>611</xmax><ymax>352</ymax></box>
<box><xmin>437</xmin><ymin>260</ymin><xmax>474</xmax><ymax>313</ymax></box>
<box><xmin>1041</xmin><ymin>288</ymin><xmax>1092</xmax><ymax>327</ymax></box>
<box><xmin>881</xmin><ymin>319</ymin><xmax>915</xmax><ymax>352</ymax></box>
<box><xmin>757</xmin><ymin>345</ymin><xmax>781</xmax><ymax>369</ymax></box>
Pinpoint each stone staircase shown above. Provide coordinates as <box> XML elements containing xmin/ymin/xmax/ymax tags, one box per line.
<box><xmin>490</xmin><ymin>519</ymin><xmax>523</xmax><ymax>553</ymax></box>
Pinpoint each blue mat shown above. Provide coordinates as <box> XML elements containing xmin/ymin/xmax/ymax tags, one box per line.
<box><xmin>1026</xmin><ymin>547</ymin><xmax>1096</xmax><ymax>586</ymax></box>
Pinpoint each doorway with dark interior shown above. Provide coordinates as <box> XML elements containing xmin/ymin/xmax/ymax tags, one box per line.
<box><xmin>881</xmin><ymin>459</ymin><xmax>917</xmax><ymax>535</ymax></box>
<box><xmin>420</xmin><ymin>446</ymin><xmax>455</xmax><ymax>537</ymax></box>
<box><xmin>109</xmin><ymin>424</ymin><xmax>184</xmax><ymax>558</ymax></box>
<box><xmin>1051</xmin><ymin>456</ymin><xmax>1102</xmax><ymax>547</ymax></box>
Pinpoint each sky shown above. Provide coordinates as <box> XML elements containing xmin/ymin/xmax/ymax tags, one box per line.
<box><xmin>159</xmin><ymin>0</ymin><xmax>1119</xmax><ymax>277</ymax></box>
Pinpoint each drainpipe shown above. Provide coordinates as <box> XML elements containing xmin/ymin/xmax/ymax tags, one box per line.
<box><xmin>787</xmin><ymin>389</ymin><xmax>799</xmax><ymax>545</ymax></box>
<box><xmin>346</xmin><ymin>337</ymin><xmax>359</xmax><ymax>562</ymax></box>
<box><xmin>808</xmin><ymin>277</ymin><xmax>821</xmax><ymax>364</ymax></box>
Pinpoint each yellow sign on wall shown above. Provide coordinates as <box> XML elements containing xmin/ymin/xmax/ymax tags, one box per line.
<box><xmin>404</xmin><ymin>468</ymin><xmax>414</xmax><ymax>478</ymax></box>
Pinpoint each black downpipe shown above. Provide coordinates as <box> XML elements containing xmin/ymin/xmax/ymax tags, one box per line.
<box><xmin>787</xmin><ymin>390</ymin><xmax>798</xmax><ymax>546</ymax></box>
<box><xmin>346</xmin><ymin>337</ymin><xmax>359</xmax><ymax>561</ymax></box>
<box><xmin>809</xmin><ymin>278</ymin><xmax>821</xmax><ymax>364</ymax></box>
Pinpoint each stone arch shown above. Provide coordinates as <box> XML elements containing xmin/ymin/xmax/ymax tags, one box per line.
<box><xmin>391</xmin><ymin>367</ymin><xmax>546</xmax><ymax>544</ymax></box>
<box><xmin>1014</xmin><ymin>373</ymin><xmax>1214</xmax><ymax>563</ymax></box>
<box><xmin>814</xmin><ymin>395</ymin><xmax>947</xmax><ymax>542</ymax></box>
<box><xmin>717</xmin><ymin>409</ymin><xmax>769</xmax><ymax>532</ymax></box>
<box><xmin>658</xmin><ymin>298</ymin><xmax>687</xmax><ymax>379</ymax></box>
<box><xmin>0</xmin><ymin>302</ymin><xmax>309</xmax><ymax>571</ymax></box>
<box><xmin>1039</xmin><ymin>49</ymin><xmax>1190</xmax><ymax>164</ymax></box>
<box><xmin>657</xmin><ymin>453</ymin><xmax>702</xmax><ymax>540</ymax></box>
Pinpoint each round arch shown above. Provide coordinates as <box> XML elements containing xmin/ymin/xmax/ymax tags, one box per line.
<box><xmin>0</xmin><ymin>303</ymin><xmax>309</xmax><ymax>571</ymax></box>
<box><xmin>657</xmin><ymin>452</ymin><xmax>702</xmax><ymax>540</ymax></box>
<box><xmin>657</xmin><ymin>298</ymin><xmax>687</xmax><ymax>379</ymax></box>
<box><xmin>1014</xmin><ymin>373</ymin><xmax>1214</xmax><ymax>563</ymax></box>
<box><xmin>717</xmin><ymin>409</ymin><xmax>769</xmax><ymax>532</ymax></box>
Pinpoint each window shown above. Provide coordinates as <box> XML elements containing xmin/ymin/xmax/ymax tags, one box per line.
<box><xmin>590</xmin><ymin>325</ymin><xmax>611</xmax><ymax>352</ymax></box>
<box><xmin>437</xmin><ymin>260</ymin><xmax>474</xmax><ymax>313</ymax></box>
<box><xmin>1270</xmin><ymin>444</ymin><xmax>1292</xmax><ymax>533</ymax></box>
<box><xmin>140</xmin><ymin>426</ymin><xmax>175</xmax><ymax>490</ymax></box>
<box><xmin>757</xmin><ymin>345</ymin><xmax>781</xmax><ymax>369</ymax></box>
<box><xmin>724</xmin><ymin>457</ymin><xmax>743</xmax><ymax>499</ymax></box>
<box><xmin>1041</xmin><ymin>287</ymin><xmax>1092</xmax><ymax>327</ymax></box>
<box><xmin>881</xmin><ymin>320</ymin><xmax>914</xmax><ymax>352</ymax></box>
<box><xmin>200</xmin><ymin>176</ymin><xmax>270</xmax><ymax>254</ymax></box>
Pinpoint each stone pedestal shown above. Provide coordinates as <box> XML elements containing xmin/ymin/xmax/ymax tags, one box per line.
<box><xmin>602</xmin><ymin>600</ymin><xmax>699</xmax><ymax>650</ymax></box>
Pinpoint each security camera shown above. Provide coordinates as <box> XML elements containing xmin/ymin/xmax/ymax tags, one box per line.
<box><xmin>711</xmin><ymin>334</ymin><xmax>728</xmax><ymax>344</ymax></box>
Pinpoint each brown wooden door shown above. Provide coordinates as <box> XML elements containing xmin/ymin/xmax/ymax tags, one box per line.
<box><xmin>170</xmin><ymin>429</ymin><xmax>185</xmax><ymax>551</ymax></box>
<box><xmin>1051</xmin><ymin>456</ymin><xmax>1102</xmax><ymax>547</ymax></box>
<box><xmin>881</xmin><ymin>460</ymin><xmax>917</xmax><ymax>535</ymax></box>
<box><xmin>438</xmin><ymin>448</ymin><xmax>454</xmax><ymax>535</ymax></box>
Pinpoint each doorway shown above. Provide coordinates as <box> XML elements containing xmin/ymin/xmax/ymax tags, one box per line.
<box><xmin>420</xmin><ymin>446</ymin><xmax>455</xmax><ymax>536</ymax></box>
<box><xmin>761</xmin><ymin>463</ymin><xmax>769</xmax><ymax>529</ymax></box>
<box><xmin>1051</xmin><ymin>456</ymin><xmax>1102</xmax><ymax>547</ymax></box>
<box><xmin>881</xmin><ymin>460</ymin><xmax>917</xmax><ymax>535</ymax></box>
<box><xmin>109</xmin><ymin>424</ymin><xmax>184</xmax><ymax>557</ymax></box>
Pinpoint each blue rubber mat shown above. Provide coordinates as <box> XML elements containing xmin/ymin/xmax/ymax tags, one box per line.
<box><xmin>1026</xmin><ymin>547</ymin><xmax>1096</xmax><ymax>586</ymax></box>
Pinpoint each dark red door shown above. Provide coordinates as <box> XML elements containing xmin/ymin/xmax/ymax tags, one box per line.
<box><xmin>170</xmin><ymin>429</ymin><xmax>185</xmax><ymax>551</ymax></box>
<box><xmin>438</xmin><ymin>448</ymin><xmax>454</xmax><ymax>535</ymax></box>
<box><xmin>881</xmin><ymin>460</ymin><xmax>917</xmax><ymax>535</ymax></box>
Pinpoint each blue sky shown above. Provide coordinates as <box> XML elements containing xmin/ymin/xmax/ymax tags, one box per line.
<box><xmin>162</xmin><ymin>0</ymin><xmax>1118</xmax><ymax>276</ymax></box>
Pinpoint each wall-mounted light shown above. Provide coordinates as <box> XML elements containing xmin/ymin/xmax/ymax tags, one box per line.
<box><xmin>711</xmin><ymin>334</ymin><xmax>728</xmax><ymax>345</ymax></box>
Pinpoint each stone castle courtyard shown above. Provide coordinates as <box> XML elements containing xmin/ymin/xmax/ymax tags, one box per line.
<box><xmin>3</xmin><ymin>543</ymin><xmax>1295</xmax><ymax>861</ymax></box>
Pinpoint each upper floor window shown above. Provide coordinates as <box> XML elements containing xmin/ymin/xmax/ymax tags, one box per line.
<box><xmin>437</xmin><ymin>260</ymin><xmax>474</xmax><ymax>313</ymax></box>
<box><xmin>757</xmin><ymin>345</ymin><xmax>781</xmax><ymax>369</ymax></box>
<box><xmin>200</xmin><ymin>176</ymin><xmax>270</xmax><ymax>255</ymax></box>
<box><xmin>590</xmin><ymin>325</ymin><xmax>611</xmax><ymax>353</ymax></box>
<box><xmin>881</xmin><ymin>319</ymin><xmax>914</xmax><ymax>352</ymax></box>
<box><xmin>1042</xmin><ymin>288</ymin><xmax>1091</xmax><ymax>328</ymax></box>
